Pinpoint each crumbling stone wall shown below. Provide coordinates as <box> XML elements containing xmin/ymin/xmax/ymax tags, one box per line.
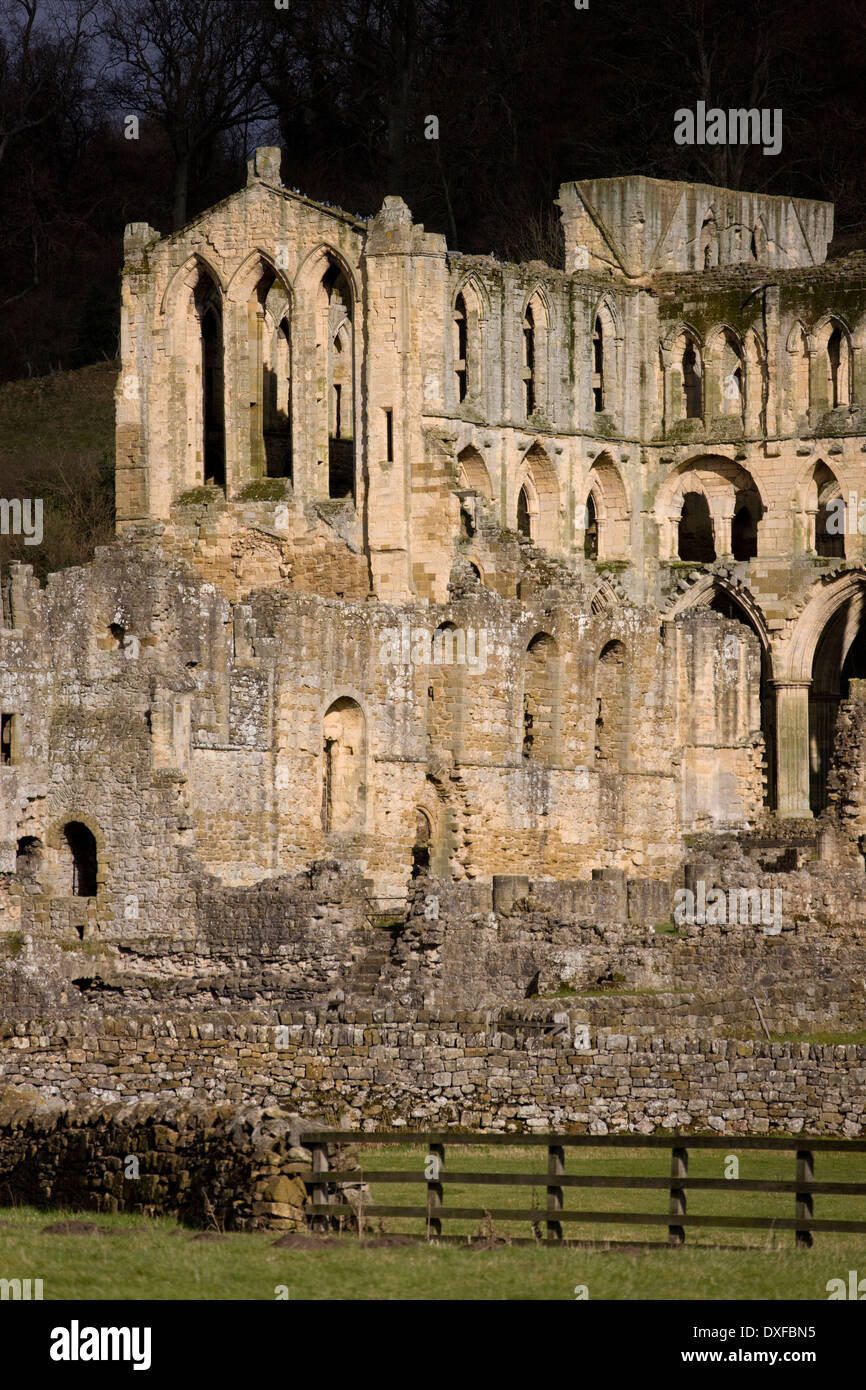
<box><xmin>0</xmin><ymin>1092</ymin><xmax>315</xmax><ymax>1231</ymax></box>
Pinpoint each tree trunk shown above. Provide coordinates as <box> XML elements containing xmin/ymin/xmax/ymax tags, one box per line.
<box><xmin>173</xmin><ymin>153</ymin><xmax>190</xmax><ymax>231</ymax></box>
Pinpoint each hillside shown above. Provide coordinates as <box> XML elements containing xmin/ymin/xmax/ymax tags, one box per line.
<box><xmin>0</xmin><ymin>363</ymin><xmax>117</xmax><ymax>583</ymax></box>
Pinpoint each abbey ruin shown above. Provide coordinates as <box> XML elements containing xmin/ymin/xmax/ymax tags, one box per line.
<box><xmin>1</xmin><ymin>150</ymin><xmax>865</xmax><ymax>1139</ymax></box>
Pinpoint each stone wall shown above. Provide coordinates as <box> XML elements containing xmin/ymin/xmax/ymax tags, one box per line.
<box><xmin>0</xmin><ymin>1092</ymin><xmax>318</xmax><ymax>1231</ymax></box>
<box><xmin>1</xmin><ymin>1012</ymin><xmax>863</xmax><ymax>1135</ymax></box>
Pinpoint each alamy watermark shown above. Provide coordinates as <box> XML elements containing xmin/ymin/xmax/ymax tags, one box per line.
<box><xmin>821</xmin><ymin>494</ymin><xmax>866</xmax><ymax>535</ymax></box>
<box><xmin>379</xmin><ymin>622</ymin><xmax>488</xmax><ymax>675</ymax></box>
<box><xmin>674</xmin><ymin>102</ymin><xmax>782</xmax><ymax>157</ymax></box>
<box><xmin>674</xmin><ymin>880</ymin><xmax>782</xmax><ymax>933</ymax></box>
<box><xmin>0</xmin><ymin>498</ymin><xmax>42</xmax><ymax>546</ymax></box>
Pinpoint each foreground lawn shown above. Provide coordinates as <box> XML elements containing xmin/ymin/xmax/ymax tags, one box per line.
<box><xmin>0</xmin><ymin>1203</ymin><xmax>862</xmax><ymax>1300</ymax></box>
<box><xmin>0</xmin><ymin>1143</ymin><xmax>863</xmax><ymax>1300</ymax></box>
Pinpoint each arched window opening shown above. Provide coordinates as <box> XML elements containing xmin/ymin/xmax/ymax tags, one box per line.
<box><xmin>62</xmin><ymin>822</ymin><xmax>97</xmax><ymax>897</ymax></box>
<box><xmin>584</xmin><ymin>493</ymin><xmax>598</xmax><ymax>559</ymax></box>
<box><xmin>814</xmin><ymin>462</ymin><xmax>845</xmax><ymax>559</ymax></box>
<box><xmin>682</xmin><ymin>339</ymin><xmax>702</xmax><ymax>418</ymax></box>
<box><xmin>322</xmin><ymin>698</ymin><xmax>365</xmax><ymax>832</ymax></box>
<box><xmin>678</xmin><ymin>492</ymin><xmax>715</xmax><ymax>563</ymax></box>
<box><xmin>517</xmin><ymin>485</ymin><xmax>532</xmax><ymax>538</ymax></box>
<box><xmin>264</xmin><ymin>317</ymin><xmax>292</xmax><ymax>478</ymax></box>
<box><xmin>412</xmin><ymin>808</ymin><xmax>432</xmax><ymax>878</ymax></box>
<box><xmin>720</xmin><ymin>333</ymin><xmax>744</xmax><ymax>417</ymax></box>
<box><xmin>595</xmin><ymin>640</ymin><xmax>627</xmax><ymax>769</ymax></box>
<box><xmin>323</xmin><ymin>263</ymin><xmax>355</xmax><ymax>500</ymax></box>
<box><xmin>827</xmin><ymin>325</ymin><xmax>850</xmax><ymax>408</ymax></box>
<box><xmin>454</xmin><ymin>293</ymin><xmax>468</xmax><ymax>402</ymax></box>
<box><xmin>708</xmin><ymin>588</ymin><xmax>776</xmax><ymax>808</ymax></box>
<box><xmin>522</xmin><ymin>304</ymin><xmax>535</xmax><ymax>416</ymax></box>
<box><xmin>809</xmin><ymin>593</ymin><xmax>866</xmax><ymax>814</ymax></box>
<box><xmin>592</xmin><ymin>317</ymin><xmax>604</xmax><ymax>411</ymax></box>
<box><xmin>196</xmin><ymin>280</ymin><xmax>225</xmax><ymax>488</ymax></box>
<box><xmin>523</xmin><ymin>633</ymin><xmax>558</xmax><ymax>764</ymax></box>
<box><xmin>246</xmin><ymin>266</ymin><xmax>276</xmax><ymax>479</ymax></box>
<box><xmin>788</xmin><ymin>324</ymin><xmax>810</xmax><ymax>421</ymax></box>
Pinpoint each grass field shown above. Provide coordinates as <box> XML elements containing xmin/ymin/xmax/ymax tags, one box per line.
<box><xmin>1</xmin><ymin>1144</ymin><xmax>863</xmax><ymax>1300</ymax></box>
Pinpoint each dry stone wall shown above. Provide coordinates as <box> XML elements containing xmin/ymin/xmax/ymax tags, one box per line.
<box><xmin>0</xmin><ymin>1014</ymin><xmax>863</xmax><ymax>1136</ymax></box>
<box><xmin>0</xmin><ymin>1092</ymin><xmax>317</xmax><ymax>1231</ymax></box>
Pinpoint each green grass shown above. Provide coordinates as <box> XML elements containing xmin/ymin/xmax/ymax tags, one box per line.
<box><xmin>769</xmin><ymin>1031</ymin><xmax>866</xmax><ymax>1046</ymax></box>
<box><xmin>1</xmin><ymin>1144</ymin><xmax>863</xmax><ymax>1299</ymax></box>
<box><xmin>237</xmin><ymin>478</ymin><xmax>289</xmax><ymax>502</ymax></box>
<box><xmin>0</xmin><ymin>362</ymin><xmax>116</xmax><ymax>579</ymax></box>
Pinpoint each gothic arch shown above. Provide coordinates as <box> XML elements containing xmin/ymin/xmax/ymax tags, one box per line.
<box><xmin>457</xmin><ymin>444</ymin><xmax>492</xmax><ymax>501</ymax></box>
<box><xmin>583</xmin><ymin>453</ymin><xmax>630</xmax><ymax>559</ymax></box>
<box><xmin>811</xmin><ymin>314</ymin><xmax>853</xmax><ymax>409</ymax></box>
<box><xmin>293</xmin><ymin>245</ymin><xmax>359</xmax><ymax>502</ymax></box>
<box><xmin>662</xmin><ymin>325</ymin><xmax>704</xmax><ymax>421</ymax></box>
<box><xmin>515</xmin><ymin>441</ymin><xmax>558</xmax><ymax>550</ymax></box>
<box><xmin>225</xmin><ymin>249</ymin><xmax>291</xmax><ymax>304</ymax></box>
<box><xmin>784</xmin><ymin>570</ymin><xmax>866</xmax><ymax>684</ymax></box>
<box><xmin>521</xmin><ymin>288</ymin><xmax>552</xmax><ymax>417</ymax></box>
<box><xmin>802</xmin><ymin>459</ymin><xmax>846</xmax><ymax>558</ymax></box>
<box><xmin>704</xmin><ymin>325</ymin><xmax>745</xmax><ymax>420</ymax></box>
<box><xmin>159</xmin><ymin>252</ymin><xmax>227</xmax><ymax>318</ymax></box>
<box><xmin>591</xmin><ymin>297</ymin><xmax>621</xmax><ymax>416</ymax></box>
<box><xmin>452</xmin><ymin>275</ymin><xmax>486</xmax><ymax>408</ymax></box>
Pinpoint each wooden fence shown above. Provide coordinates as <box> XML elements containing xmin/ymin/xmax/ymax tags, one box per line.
<box><xmin>301</xmin><ymin>1130</ymin><xmax>866</xmax><ymax>1247</ymax></box>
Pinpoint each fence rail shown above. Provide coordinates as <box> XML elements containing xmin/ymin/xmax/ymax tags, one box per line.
<box><xmin>301</xmin><ymin>1130</ymin><xmax>866</xmax><ymax>1247</ymax></box>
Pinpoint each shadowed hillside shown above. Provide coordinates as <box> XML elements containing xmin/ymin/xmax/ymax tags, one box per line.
<box><xmin>0</xmin><ymin>363</ymin><xmax>116</xmax><ymax>583</ymax></box>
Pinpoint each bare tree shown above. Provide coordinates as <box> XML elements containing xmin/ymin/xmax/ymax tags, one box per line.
<box><xmin>101</xmin><ymin>0</ymin><xmax>276</xmax><ymax>229</ymax></box>
<box><xmin>0</xmin><ymin>0</ymin><xmax>98</xmax><ymax>167</ymax></box>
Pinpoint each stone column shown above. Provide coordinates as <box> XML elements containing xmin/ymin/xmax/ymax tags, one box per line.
<box><xmin>773</xmin><ymin>679</ymin><xmax>812</xmax><ymax>818</ymax></box>
<box><xmin>709</xmin><ymin>497</ymin><xmax>734</xmax><ymax>559</ymax></box>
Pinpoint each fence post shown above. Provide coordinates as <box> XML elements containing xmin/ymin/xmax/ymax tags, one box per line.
<box><xmin>309</xmin><ymin>1142</ymin><xmax>330</xmax><ymax>1234</ymax></box>
<box><xmin>668</xmin><ymin>1145</ymin><xmax>688</xmax><ymax>1246</ymax></box>
<box><xmin>547</xmin><ymin>1143</ymin><xmax>564</xmax><ymax>1242</ymax></box>
<box><xmin>427</xmin><ymin>1142</ymin><xmax>445</xmax><ymax>1240</ymax></box>
<box><xmin>795</xmin><ymin>1149</ymin><xmax>814</xmax><ymax>1249</ymax></box>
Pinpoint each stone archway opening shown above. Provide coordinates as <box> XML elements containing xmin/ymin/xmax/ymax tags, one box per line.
<box><xmin>708</xmin><ymin>587</ymin><xmax>776</xmax><ymax>809</ymax></box>
<box><xmin>809</xmin><ymin>589</ymin><xmax>866</xmax><ymax>814</ymax></box>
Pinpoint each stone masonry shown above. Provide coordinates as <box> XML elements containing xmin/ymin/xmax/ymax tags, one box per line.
<box><xmin>2</xmin><ymin>154</ymin><xmax>866</xmax><ymax>1143</ymax></box>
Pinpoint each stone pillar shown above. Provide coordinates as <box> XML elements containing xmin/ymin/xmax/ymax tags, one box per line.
<box><xmin>808</xmin><ymin>343</ymin><xmax>827</xmax><ymax>417</ymax></box>
<box><xmin>852</xmin><ymin>344</ymin><xmax>866</xmax><ymax>407</ymax></box>
<box><xmin>710</xmin><ymin>497</ymin><xmax>734</xmax><ymax>559</ymax></box>
<box><xmin>361</xmin><ymin>197</ymin><xmax>447</xmax><ymax>601</ymax></box>
<box><xmin>773</xmin><ymin>680</ymin><xmax>812</xmax><ymax>818</ymax></box>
